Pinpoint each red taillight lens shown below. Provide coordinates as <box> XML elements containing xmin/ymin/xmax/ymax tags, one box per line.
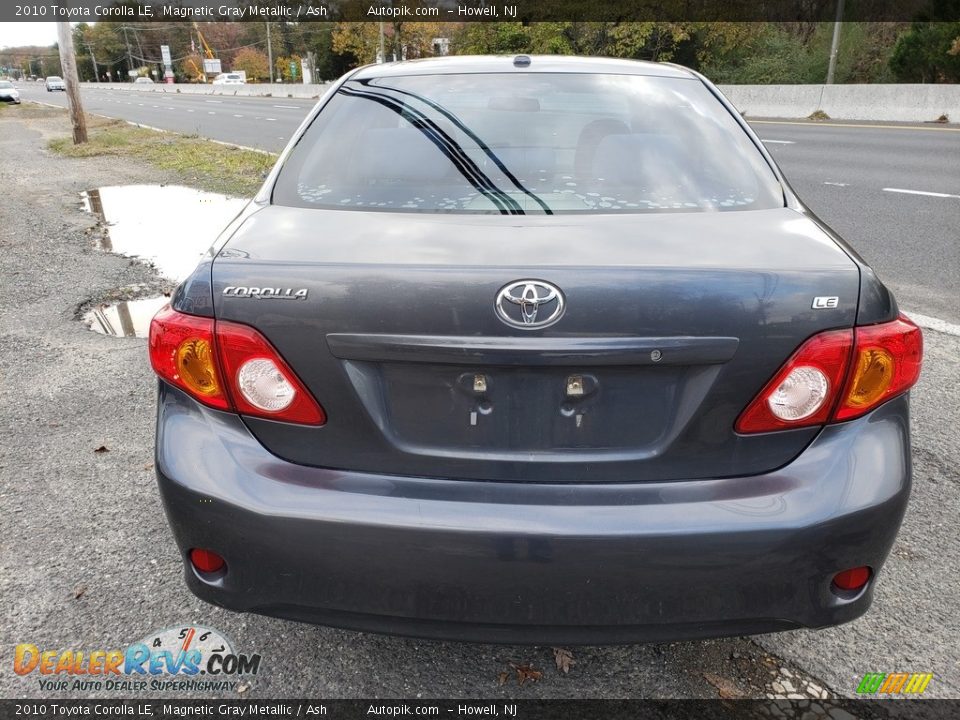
<box><xmin>736</xmin><ymin>316</ymin><xmax>923</xmax><ymax>434</ymax></box>
<box><xmin>149</xmin><ymin>305</ymin><xmax>229</xmax><ymax>411</ymax></box>
<box><xmin>216</xmin><ymin>320</ymin><xmax>326</xmax><ymax>426</ymax></box>
<box><xmin>148</xmin><ymin>306</ymin><xmax>326</xmax><ymax>426</ymax></box>
<box><xmin>735</xmin><ymin>329</ymin><xmax>853</xmax><ymax>433</ymax></box>
<box><xmin>834</xmin><ymin>315</ymin><xmax>923</xmax><ymax>421</ymax></box>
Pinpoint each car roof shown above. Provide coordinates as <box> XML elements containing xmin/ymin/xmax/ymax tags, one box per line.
<box><xmin>350</xmin><ymin>55</ymin><xmax>697</xmax><ymax>80</ymax></box>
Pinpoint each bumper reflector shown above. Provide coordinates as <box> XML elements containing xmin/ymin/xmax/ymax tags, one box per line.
<box><xmin>189</xmin><ymin>548</ymin><xmax>226</xmax><ymax>574</ymax></box>
<box><xmin>832</xmin><ymin>566</ymin><xmax>871</xmax><ymax>591</ymax></box>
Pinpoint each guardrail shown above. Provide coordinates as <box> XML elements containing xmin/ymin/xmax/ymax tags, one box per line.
<box><xmin>79</xmin><ymin>82</ymin><xmax>959</xmax><ymax>122</ymax></box>
<box><xmin>718</xmin><ymin>84</ymin><xmax>959</xmax><ymax>123</ymax></box>
<box><xmin>81</xmin><ymin>82</ymin><xmax>332</xmax><ymax>99</ymax></box>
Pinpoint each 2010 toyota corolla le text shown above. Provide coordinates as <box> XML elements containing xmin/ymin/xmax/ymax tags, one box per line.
<box><xmin>149</xmin><ymin>56</ymin><xmax>923</xmax><ymax>644</ymax></box>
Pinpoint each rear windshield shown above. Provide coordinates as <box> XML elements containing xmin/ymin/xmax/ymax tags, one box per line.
<box><xmin>273</xmin><ymin>73</ymin><xmax>784</xmax><ymax>215</ymax></box>
<box><xmin>0</xmin><ymin>81</ymin><xmax>12</xmax><ymax>88</ymax></box>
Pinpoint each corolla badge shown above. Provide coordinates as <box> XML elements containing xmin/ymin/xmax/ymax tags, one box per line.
<box><xmin>222</xmin><ymin>286</ymin><xmax>308</xmax><ymax>300</ymax></box>
<box><xmin>495</xmin><ymin>280</ymin><xmax>565</xmax><ymax>329</ymax></box>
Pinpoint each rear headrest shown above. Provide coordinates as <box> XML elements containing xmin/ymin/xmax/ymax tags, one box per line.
<box><xmin>591</xmin><ymin>133</ymin><xmax>687</xmax><ymax>185</ymax></box>
<box><xmin>355</xmin><ymin>127</ymin><xmax>452</xmax><ymax>182</ymax></box>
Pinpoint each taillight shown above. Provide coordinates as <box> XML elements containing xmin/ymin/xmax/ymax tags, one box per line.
<box><xmin>149</xmin><ymin>305</ymin><xmax>229</xmax><ymax>411</ymax></box>
<box><xmin>148</xmin><ymin>306</ymin><xmax>326</xmax><ymax>426</ymax></box>
<box><xmin>735</xmin><ymin>329</ymin><xmax>853</xmax><ymax>433</ymax></box>
<box><xmin>736</xmin><ymin>315</ymin><xmax>922</xmax><ymax>434</ymax></box>
<box><xmin>834</xmin><ymin>315</ymin><xmax>922</xmax><ymax>422</ymax></box>
<box><xmin>216</xmin><ymin>320</ymin><xmax>326</xmax><ymax>425</ymax></box>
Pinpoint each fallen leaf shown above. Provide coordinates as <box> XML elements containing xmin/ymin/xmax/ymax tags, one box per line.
<box><xmin>497</xmin><ymin>671</ymin><xmax>509</xmax><ymax>687</ymax></box>
<box><xmin>94</xmin><ymin>446</ymin><xmax>109</xmax><ymax>453</ymax></box>
<box><xmin>509</xmin><ymin>663</ymin><xmax>543</xmax><ymax>687</ymax></box>
<box><xmin>73</xmin><ymin>585</ymin><xmax>87</xmax><ymax>599</ymax></box>
<box><xmin>143</xmin><ymin>463</ymin><xmax>154</xmax><ymax>470</ymax></box>
<box><xmin>236</xmin><ymin>681</ymin><xmax>251</xmax><ymax>695</ymax></box>
<box><xmin>552</xmin><ymin>647</ymin><xmax>576</xmax><ymax>674</ymax></box>
<box><xmin>704</xmin><ymin>673</ymin><xmax>746</xmax><ymax>699</ymax></box>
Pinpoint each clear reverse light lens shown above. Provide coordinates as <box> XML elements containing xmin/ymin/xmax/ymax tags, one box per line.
<box><xmin>237</xmin><ymin>358</ymin><xmax>296</xmax><ymax>412</ymax></box>
<box><xmin>767</xmin><ymin>365</ymin><xmax>829</xmax><ymax>421</ymax></box>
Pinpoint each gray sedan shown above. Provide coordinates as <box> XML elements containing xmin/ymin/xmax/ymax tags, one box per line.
<box><xmin>149</xmin><ymin>55</ymin><xmax>923</xmax><ymax>644</ymax></box>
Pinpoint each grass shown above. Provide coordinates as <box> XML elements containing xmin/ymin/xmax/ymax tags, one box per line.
<box><xmin>47</xmin><ymin>114</ymin><xmax>277</xmax><ymax>197</ymax></box>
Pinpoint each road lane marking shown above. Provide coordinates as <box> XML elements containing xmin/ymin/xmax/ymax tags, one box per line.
<box><xmin>233</xmin><ymin>114</ymin><xmax>244</xmax><ymax>118</ymax></box>
<box><xmin>904</xmin><ymin>311</ymin><xmax>960</xmax><ymax>337</ymax></box>
<box><xmin>761</xmin><ymin>139</ymin><xmax>795</xmax><ymax>144</ymax></box>
<box><xmin>272</xmin><ymin>104</ymin><xmax>299</xmax><ymax>109</ymax></box>
<box><xmin>883</xmin><ymin>187</ymin><xmax>960</xmax><ymax>199</ymax></box>
<box><xmin>266</xmin><ymin>118</ymin><xmax>276</xmax><ymax>121</ymax></box>
<box><xmin>751</xmin><ymin>120</ymin><xmax>960</xmax><ymax>133</ymax></box>
<box><xmin>205</xmin><ymin>100</ymin><xmax>222</xmax><ymax>104</ymax></box>
<box><xmin>186</xmin><ymin>109</ymin><xmax>194</xmax><ymax>113</ymax></box>
<box><xmin>208</xmin><ymin>111</ymin><xmax>216</xmax><ymax>115</ymax></box>
<box><xmin>824</xmin><ymin>182</ymin><xmax>849</xmax><ymax>187</ymax></box>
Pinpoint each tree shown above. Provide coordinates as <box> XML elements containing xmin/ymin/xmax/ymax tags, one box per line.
<box><xmin>275</xmin><ymin>54</ymin><xmax>302</xmax><ymax>82</ymax></box>
<box><xmin>890</xmin><ymin>21</ymin><xmax>960</xmax><ymax>82</ymax></box>
<box><xmin>232</xmin><ymin>47</ymin><xmax>269</xmax><ymax>82</ymax></box>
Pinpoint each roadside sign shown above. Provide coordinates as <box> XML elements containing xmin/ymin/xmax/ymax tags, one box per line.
<box><xmin>202</xmin><ymin>58</ymin><xmax>222</xmax><ymax>75</ymax></box>
<box><xmin>160</xmin><ymin>45</ymin><xmax>172</xmax><ymax>67</ymax></box>
<box><xmin>290</xmin><ymin>61</ymin><xmax>297</xmax><ymax>80</ymax></box>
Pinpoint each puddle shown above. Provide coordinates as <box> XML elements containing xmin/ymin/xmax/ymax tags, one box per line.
<box><xmin>82</xmin><ymin>185</ymin><xmax>246</xmax><ymax>282</ymax></box>
<box><xmin>81</xmin><ymin>185</ymin><xmax>246</xmax><ymax>337</ymax></box>
<box><xmin>84</xmin><ymin>296</ymin><xmax>170</xmax><ymax>338</ymax></box>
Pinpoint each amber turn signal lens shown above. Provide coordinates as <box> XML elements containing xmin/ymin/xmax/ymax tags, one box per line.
<box><xmin>844</xmin><ymin>347</ymin><xmax>894</xmax><ymax>409</ymax></box>
<box><xmin>175</xmin><ymin>338</ymin><xmax>220</xmax><ymax>397</ymax></box>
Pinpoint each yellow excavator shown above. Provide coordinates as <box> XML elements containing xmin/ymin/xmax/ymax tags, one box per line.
<box><xmin>185</xmin><ymin>23</ymin><xmax>216</xmax><ymax>83</ymax></box>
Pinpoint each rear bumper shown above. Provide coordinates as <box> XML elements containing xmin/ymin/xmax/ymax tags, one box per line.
<box><xmin>155</xmin><ymin>383</ymin><xmax>911</xmax><ymax>644</ymax></box>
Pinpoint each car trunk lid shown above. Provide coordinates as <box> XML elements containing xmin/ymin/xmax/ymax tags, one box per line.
<box><xmin>210</xmin><ymin>206</ymin><xmax>859</xmax><ymax>483</ymax></box>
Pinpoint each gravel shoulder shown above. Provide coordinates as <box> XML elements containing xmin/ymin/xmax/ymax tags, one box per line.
<box><xmin>0</xmin><ymin>106</ymin><xmax>949</xmax><ymax>703</ymax></box>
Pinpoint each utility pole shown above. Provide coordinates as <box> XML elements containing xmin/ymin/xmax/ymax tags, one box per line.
<box><xmin>266</xmin><ymin>22</ymin><xmax>274</xmax><ymax>83</ymax></box>
<box><xmin>56</xmin><ymin>22</ymin><xmax>88</xmax><ymax>144</ymax></box>
<box><xmin>826</xmin><ymin>0</ymin><xmax>845</xmax><ymax>84</ymax></box>
<box><xmin>85</xmin><ymin>43</ymin><xmax>98</xmax><ymax>82</ymax></box>
<box><xmin>378</xmin><ymin>22</ymin><xmax>385</xmax><ymax>63</ymax></box>
<box><xmin>122</xmin><ymin>26</ymin><xmax>134</xmax><ymax>79</ymax></box>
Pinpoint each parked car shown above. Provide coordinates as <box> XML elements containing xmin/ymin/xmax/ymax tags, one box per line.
<box><xmin>134</xmin><ymin>76</ymin><xmax>154</xmax><ymax>85</ymax></box>
<box><xmin>150</xmin><ymin>55</ymin><xmax>923</xmax><ymax>644</ymax></box>
<box><xmin>212</xmin><ymin>72</ymin><xmax>246</xmax><ymax>85</ymax></box>
<box><xmin>45</xmin><ymin>76</ymin><xmax>65</xmax><ymax>91</ymax></box>
<box><xmin>0</xmin><ymin>80</ymin><xmax>20</xmax><ymax>104</ymax></box>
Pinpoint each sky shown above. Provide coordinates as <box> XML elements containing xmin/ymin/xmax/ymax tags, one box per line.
<box><xmin>0</xmin><ymin>23</ymin><xmax>69</xmax><ymax>50</ymax></box>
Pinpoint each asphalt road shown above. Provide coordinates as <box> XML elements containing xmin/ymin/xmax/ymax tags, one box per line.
<box><xmin>20</xmin><ymin>83</ymin><xmax>959</xmax><ymax>325</ymax></box>
<box><xmin>3</xmin><ymin>91</ymin><xmax>958</xmax><ymax>701</ymax></box>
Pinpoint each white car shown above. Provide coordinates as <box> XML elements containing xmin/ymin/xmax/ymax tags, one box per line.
<box><xmin>0</xmin><ymin>80</ymin><xmax>20</xmax><ymax>104</ymax></box>
<box><xmin>45</xmin><ymin>76</ymin><xmax>65</xmax><ymax>91</ymax></box>
<box><xmin>134</xmin><ymin>77</ymin><xmax>154</xmax><ymax>85</ymax></box>
<box><xmin>212</xmin><ymin>73</ymin><xmax>245</xmax><ymax>85</ymax></box>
